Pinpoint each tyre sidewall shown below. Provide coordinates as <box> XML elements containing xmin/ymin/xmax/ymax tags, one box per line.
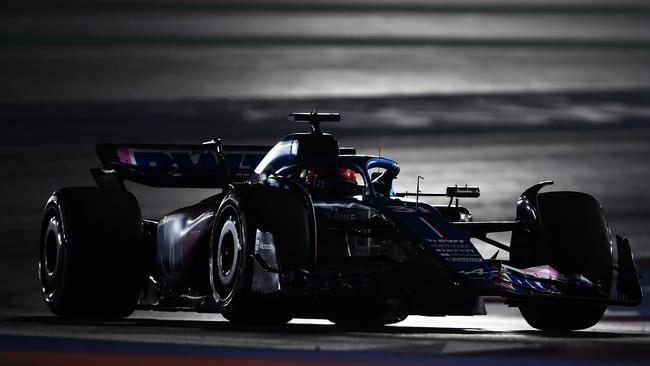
<box><xmin>516</xmin><ymin>191</ymin><xmax>613</xmax><ymax>331</ymax></box>
<box><xmin>39</xmin><ymin>203</ymin><xmax>70</xmax><ymax>315</ymax></box>
<box><xmin>38</xmin><ymin>187</ymin><xmax>144</xmax><ymax>319</ymax></box>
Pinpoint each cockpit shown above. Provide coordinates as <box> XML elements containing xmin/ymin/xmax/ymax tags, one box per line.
<box><xmin>276</xmin><ymin>156</ymin><xmax>399</xmax><ymax>199</ymax></box>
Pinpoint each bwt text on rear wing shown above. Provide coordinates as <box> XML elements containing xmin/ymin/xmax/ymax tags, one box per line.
<box><xmin>92</xmin><ymin>141</ymin><xmax>270</xmax><ymax>189</ymax></box>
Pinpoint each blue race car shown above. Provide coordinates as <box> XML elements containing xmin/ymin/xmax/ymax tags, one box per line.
<box><xmin>39</xmin><ymin>111</ymin><xmax>642</xmax><ymax>330</ymax></box>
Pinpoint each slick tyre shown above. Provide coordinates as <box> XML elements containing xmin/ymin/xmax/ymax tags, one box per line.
<box><xmin>39</xmin><ymin>187</ymin><xmax>145</xmax><ymax>319</ymax></box>
<box><xmin>209</xmin><ymin>192</ymin><xmax>290</xmax><ymax>325</ymax></box>
<box><xmin>516</xmin><ymin>192</ymin><xmax>613</xmax><ymax>331</ymax></box>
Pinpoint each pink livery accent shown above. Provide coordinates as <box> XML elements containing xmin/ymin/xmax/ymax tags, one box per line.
<box><xmin>117</xmin><ymin>147</ymin><xmax>132</xmax><ymax>164</ymax></box>
<box><xmin>521</xmin><ymin>265</ymin><xmax>561</xmax><ymax>278</ymax></box>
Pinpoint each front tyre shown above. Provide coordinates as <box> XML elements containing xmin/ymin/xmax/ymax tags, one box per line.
<box><xmin>515</xmin><ymin>191</ymin><xmax>613</xmax><ymax>331</ymax></box>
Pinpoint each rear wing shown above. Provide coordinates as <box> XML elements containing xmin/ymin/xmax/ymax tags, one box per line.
<box><xmin>223</xmin><ymin>145</ymin><xmax>271</xmax><ymax>182</ymax></box>
<box><xmin>93</xmin><ymin>141</ymin><xmax>269</xmax><ymax>189</ymax></box>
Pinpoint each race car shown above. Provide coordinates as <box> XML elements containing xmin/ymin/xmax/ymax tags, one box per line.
<box><xmin>38</xmin><ymin>111</ymin><xmax>642</xmax><ymax>331</ymax></box>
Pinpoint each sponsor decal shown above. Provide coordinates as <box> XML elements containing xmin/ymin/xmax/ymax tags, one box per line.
<box><xmin>330</xmin><ymin>211</ymin><xmax>356</xmax><ymax>221</ymax></box>
<box><xmin>119</xmin><ymin>148</ymin><xmax>220</xmax><ymax>176</ymax></box>
<box><xmin>447</xmin><ymin>258</ymin><xmax>484</xmax><ymax>262</ymax></box>
<box><xmin>384</xmin><ymin>203</ymin><xmax>491</xmax><ymax>280</ymax></box>
<box><xmin>254</xmin><ymin>230</ymin><xmax>279</xmax><ymax>272</ymax></box>
<box><xmin>314</xmin><ymin>202</ymin><xmax>370</xmax><ymax>222</ymax></box>
<box><xmin>425</xmin><ymin>238</ymin><xmax>465</xmax><ymax>245</ymax></box>
<box><xmin>427</xmin><ymin>238</ymin><xmax>483</xmax><ymax>262</ymax></box>
<box><xmin>256</xmin><ymin>242</ymin><xmax>275</xmax><ymax>251</ymax></box>
<box><xmin>255</xmin><ymin>230</ymin><xmax>276</xmax><ymax>252</ymax></box>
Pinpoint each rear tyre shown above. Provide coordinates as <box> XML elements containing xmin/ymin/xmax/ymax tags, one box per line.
<box><xmin>515</xmin><ymin>192</ymin><xmax>613</xmax><ymax>331</ymax></box>
<box><xmin>209</xmin><ymin>193</ymin><xmax>290</xmax><ymax>325</ymax></box>
<box><xmin>39</xmin><ymin>187</ymin><xmax>144</xmax><ymax>319</ymax></box>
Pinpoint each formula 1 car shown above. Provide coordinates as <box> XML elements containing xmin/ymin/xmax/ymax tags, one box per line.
<box><xmin>39</xmin><ymin>111</ymin><xmax>642</xmax><ymax>331</ymax></box>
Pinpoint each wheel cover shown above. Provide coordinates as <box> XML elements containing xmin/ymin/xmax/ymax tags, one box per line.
<box><xmin>218</xmin><ymin>217</ymin><xmax>240</xmax><ymax>285</ymax></box>
<box><xmin>212</xmin><ymin>213</ymin><xmax>242</xmax><ymax>302</ymax></box>
<box><xmin>41</xmin><ymin>215</ymin><xmax>63</xmax><ymax>302</ymax></box>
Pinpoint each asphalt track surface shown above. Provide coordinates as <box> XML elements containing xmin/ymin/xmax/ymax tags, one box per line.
<box><xmin>3</xmin><ymin>1</ymin><xmax>650</xmax><ymax>365</ymax></box>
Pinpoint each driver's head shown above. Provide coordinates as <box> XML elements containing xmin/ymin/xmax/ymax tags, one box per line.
<box><xmin>304</xmin><ymin>167</ymin><xmax>358</xmax><ymax>195</ymax></box>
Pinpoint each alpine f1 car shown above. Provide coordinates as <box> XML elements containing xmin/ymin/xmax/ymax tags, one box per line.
<box><xmin>39</xmin><ymin>111</ymin><xmax>642</xmax><ymax>330</ymax></box>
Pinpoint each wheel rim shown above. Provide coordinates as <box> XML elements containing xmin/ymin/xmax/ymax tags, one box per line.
<box><xmin>41</xmin><ymin>214</ymin><xmax>63</xmax><ymax>302</ymax></box>
<box><xmin>212</xmin><ymin>213</ymin><xmax>241</xmax><ymax>302</ymax></box>
<box><xmin>44</xmin><ymin>217</ymin><xmax>60</xmax><ymax>276</ymax></box>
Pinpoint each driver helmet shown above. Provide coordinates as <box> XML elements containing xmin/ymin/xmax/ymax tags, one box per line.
<box><xmin>303</xmin><ymin>167</ymin><xmax>358</xmax><ymax>195</ymax></box>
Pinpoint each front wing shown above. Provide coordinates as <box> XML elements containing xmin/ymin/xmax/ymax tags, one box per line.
<box><xmin>486</xmin><ymin>236</ymin><xmax>642</xmax><ymax>307</ymax></box>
